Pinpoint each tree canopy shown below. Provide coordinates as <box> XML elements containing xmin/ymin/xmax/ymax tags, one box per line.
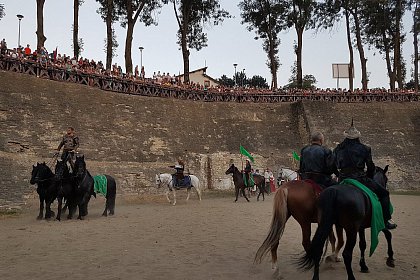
<box><xmin>0</xmin><ymin>4</ymin><xmax>5</xmax><ymax>20</ymax></box>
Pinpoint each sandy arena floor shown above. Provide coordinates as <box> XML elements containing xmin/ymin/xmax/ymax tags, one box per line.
<box><xmin>0</xmin><ymin>192</ymin><xmax>419</xmax><ymax>280</ymax></box>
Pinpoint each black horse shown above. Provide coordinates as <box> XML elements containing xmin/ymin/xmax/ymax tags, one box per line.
<box><xmin>54</xmin><ymin>160</ymin><xmax>78</xmax><ymax>221</ymax></box>
<box><xmin>298</xmin><ymin>166</ymin><xmax>394</xmax><ymax>280</ymax></box>
<box><xmin>73</xmin><ymin>155</ymin><xmax>117</xmax><ymax>218</ymax></box>
<box><xmin>30</xmin><ymin>162</ymin><xmax>58</xmax><ymax>219</ymax></box>
<box><xmin>225</xmin><ymin>163</ymin><xmax>267</xmax><ymax>202</ymax></box>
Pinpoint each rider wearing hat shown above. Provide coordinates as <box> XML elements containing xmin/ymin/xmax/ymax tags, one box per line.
<box><xmin>299</xmin><ymin>131</ymin><xmax>337</xmax><ymax>188</ymax></box>
<box><xmin>244</xmin><ymin>158</ymin><xmax>252</xmax><ymax>187</ymax></box>
<box><xmin>334</xmin><ymin>120</ymin><xmax>397</xmax><ymax>230</ymax></box>
<box><xmin>169</xmin><ymin>159</ymin><xmax>185</xmax><ymax>187</ymax></box>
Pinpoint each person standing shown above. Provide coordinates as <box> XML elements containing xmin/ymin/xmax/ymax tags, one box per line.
<box><xmin>264</xmin><ymin>168</ymin><xmax>272</xmax><ymax>194</ymax></box>
<box><xmin>334</xmin><ymin>120</ymin><xmax>397</xmax><ymax>230</ymax></box>
<box><xmin>56</xmin><ymin>127</ymin><xmax>79</xmax><ymax>169</ymax></box>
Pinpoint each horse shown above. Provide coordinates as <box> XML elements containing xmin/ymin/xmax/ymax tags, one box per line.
<box><xmin>30</xmin><ymin>162</ymin><xmax>58</xmax><ymax>219</ymax></box>
<box><xmin>278</xmin><ymin>167</ymin><xmax>298</xmax><ymax>183</ymax></box>
<box><xmin>155</xmin><ymin>173</ymin><xmax>202</xmax><ymax>206</ymax></box>
<box><xmin>298</xmin><ymin>166</ymin><xmax>394</xmax><ymax>280</ymax></box>
<box><xmin>225</xmin><ymin>164</ymin><xmax>267</xmax><ymax>202</ymax></box>
<box><xmin>54</xmin><ymin>160</ymin><xmax>78</xmax><ymax>221</ymax></box>
<box><xmin>73</xmin><ymin>155</ymin><xmax>117</xmax><ymax>219</ymax></box>
<box><xmin>254</xmin><ymin>178</ymin><xmax>343</xmax><ymax>275</ymax></box>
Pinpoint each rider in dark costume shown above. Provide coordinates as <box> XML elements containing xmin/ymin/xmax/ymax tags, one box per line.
<box><xmin>334</xmin><ymin>120</ymin><xmax>397</xmax><ymax>230</ymax></box>
<box><xmin>299</xmin><ymin>131</ymin><xmax>337</xmax><ymax>189</ymax></box>
<box><xmin>57</xmin><ymin>127</ymin><xmax>79</xmax><ymax>170</ymax></box>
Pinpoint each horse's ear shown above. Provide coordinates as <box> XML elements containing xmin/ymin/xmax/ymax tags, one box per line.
<box><xmin>384</xmin><ymin>165</ymin><xmax>389</xmax><ymax>174</ymax></box>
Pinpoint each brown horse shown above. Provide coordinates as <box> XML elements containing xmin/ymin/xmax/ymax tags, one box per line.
<box><xmin>225</xmin><ymin>164</ymin><xmax>267</xmax><ymax>202</ymax></box>
<box><xmin>254</xmin><ymin>180</ymin><xmax>343</xmax><ymax>275</ymax></box>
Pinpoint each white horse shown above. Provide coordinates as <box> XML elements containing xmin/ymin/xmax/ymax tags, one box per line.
<box><xmin>155</xmin><ymin>173</ymin><xmax>202</xmax><ymax>206</ymax></box>
<box><xmin>278</xmin><ymin>168</ymin><xmax>298</xmax><ymax>184</ymax></box>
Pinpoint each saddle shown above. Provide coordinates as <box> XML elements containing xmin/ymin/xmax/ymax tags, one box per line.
<box><xmin>172</xmin><ymin>175</ymin><xmax>192</xmax><ymax>189</ymax></box>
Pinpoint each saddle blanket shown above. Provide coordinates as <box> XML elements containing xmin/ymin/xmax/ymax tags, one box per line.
<box><xmin>93</xmin><ymin>175</ymin><xmax>107</xmax><ymax>196</ymax></box>
<box><xmin>340</xmin><ymin>178</ymin><xmax>388</xmax><ymax>257</ymax></box>
<box><xmin>172</xmin><ymin>175</ymin><xmax>192</xmax><ymax>188</ymax></box>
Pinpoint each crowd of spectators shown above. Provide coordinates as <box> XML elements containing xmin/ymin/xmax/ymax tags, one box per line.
<box><xmin>1</xmin><ymin>38</ymin><xmax>418</xmax><ymax>96</ymax></box>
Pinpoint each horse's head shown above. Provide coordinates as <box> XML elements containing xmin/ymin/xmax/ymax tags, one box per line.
<box><xmin>374</xmin><ymin>165</ymin><xmax>389</xmax><ymax>189</ymax></box>
<box><xmin>30</xmin><ymin>162</ymin><xmax>53</xmax><ymax>184</ymax></box>
<box><xmin>74</xmin><ymin>155</ymin><xmax>86</xmax><ymax>178</ymax></box>
<box><xmin>54</xmin><ymin>160</ymin><xmax>69</xmax><ymax>180</ymax></box>
<box><xmin>225</xmin><ymin>164</ymin><xmax>235</xmax><ymax>175</ymax></box>
<box><xmin>155</xmin><ymin>174</ymin><xmax>163</xmax><ymax>188</ymax></box>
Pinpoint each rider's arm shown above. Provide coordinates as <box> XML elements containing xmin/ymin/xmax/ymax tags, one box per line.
<box><xmin>57</xmin><ymin>137</ymin><xmax>64</xmax><ymax>151</ymax></box>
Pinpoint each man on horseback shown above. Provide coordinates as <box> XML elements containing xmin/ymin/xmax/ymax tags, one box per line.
<box><xmin>170</xmin><ymin>159</ymin><xmax>185</xmax><ymax>188</ymax></box>
<box><xmin>334</xmin><ymin>120</ymin><xmax>397</xmax><ymax>230</ymax></box>
<box><xmin>244</xmin><ymin>158</ymin><xmax>253</xmax><ymax>187</ymax></box>
<box><xmin>56</xmin><ymin>127</ymin><xmax>79</xmax><ymax>170</ymax></box>
<box><xmin>299</xmin><ymin>131</ymin><xmax>337</xmax><ymax>189</ymax></box>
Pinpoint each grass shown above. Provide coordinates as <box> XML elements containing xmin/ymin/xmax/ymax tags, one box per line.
<box><xmin>390</xmin><ymin>190</ymin><xmax>420</xmax><ymax>196</ymax></box>
<box><xmin>0</xmin><ymin>208</ymin><xmax>22</xmax><ymax>218</ymax></box>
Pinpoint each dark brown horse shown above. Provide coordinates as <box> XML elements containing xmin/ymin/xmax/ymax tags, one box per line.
<box><xmin>225</xmin><ymin>164</ymin><xmax>267</xmax><ymax>202</ymax></box>
<box><xmin>254</xmin><ymin>180</ymin><xmax>343</xmax><ymax>275</ymax></box>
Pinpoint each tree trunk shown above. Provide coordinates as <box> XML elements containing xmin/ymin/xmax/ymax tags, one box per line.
<box><xmin>125</xmin><ymin>19</ymin><xmax>134</xmax><ymax>74</ymax></box>
<box><xmin>383</xmin><ymin>31</ymin><xmax>395</xmax><ymax>90</ymax></box>
<box><xmin>345</xmin><ymin>9</ymin><xmax>354</xmax><ymax>91</ymax></box>
<box><xmin>73</xmin><ymin>0</ymin><xmax>80</xmax><ymax>58</ymax></box>
<box><xmin>296</xmin><ymin>28</ymin><xmax>303</xmax><ymax>88</ymax></box>
<box><xmin>352</xmin><ymin>9</ymin><xmax>368</xmax><ymax>90</ymax></box>
<box><xmin>395</xmin><ymin>0</ymin><xmax>403</xmax><ymax>89</ymax></box>
<box><xmin>268</xmin><ymin>34</ymin><xmax>277</xmax><ymax>89</ymax></box>
<box><xmin>181</xmin><ymin>27</ymin><xmax>190</xmax><ymax>84</ymax></box>
<box><xmin>414</xmin><ymin>4</ymin><xmax>419</xmax><ymax>93</ymax></box>
<box><xmin>105</xmin><ymin>0</ymin><xmax>113</xmax><ymax>70</ymax></box>
<box><xmin>36</xmin><ymin>0</ymin><xmax>47</xmax><ymax>51</ymax></box>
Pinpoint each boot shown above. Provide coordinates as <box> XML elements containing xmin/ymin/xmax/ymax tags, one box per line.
<box><xmin>386</xmin><ymin>219</ymin><xmax>397</xmax><ymax>230</ymax></box>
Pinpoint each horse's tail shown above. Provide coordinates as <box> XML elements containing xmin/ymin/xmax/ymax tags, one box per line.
<box><xmin>254</xmin><ymin>187</ymin><xmax>289</xmax><ymax>264</ymax></box>
<box><xmin>297</xmin><ymin>187</ymin><xmax>337</xmax><ymax>270</ymax></box>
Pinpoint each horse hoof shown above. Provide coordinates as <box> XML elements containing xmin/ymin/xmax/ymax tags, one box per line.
<box><xmin>360</xmin><ymin>268</ymin><xmax>369</xmax><ymax>273</ymax></box>
<box><xmin>386</xmin><ymin>258</ymin><xmax>395</xmax><ymax>268</ymax></box>
<box><xmin>37</xmin><ymin>216</ymin><xmax>43</xmax><ymax>220</ymax></box>
<box><xmin>325</xmin><ymin>255</ymin><xmax>335</xmax><ymax>263</ymax></box>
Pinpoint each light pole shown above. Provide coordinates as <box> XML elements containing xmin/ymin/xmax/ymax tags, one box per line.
<box><xmin>233</xmin><ymin>63</ymin><xmax>238</xmax><ymax>87</ymax></box>
<box><xmin>17</xmin><ymin>14</ymin><xmax>24</xmax><ymax>49</ymax></box>
<box><xmin>139</xmin><ymin>46</ymin><xmax>144</xmax><ymax>71</ymax></box>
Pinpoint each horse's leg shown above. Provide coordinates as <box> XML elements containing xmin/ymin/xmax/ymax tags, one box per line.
<box><xmin>102</xmin><ymin>197</ymin><xmax>108</xmax><ymax>217</ymax></box>
<box><xmin>301</xmin><ymin>222</ymin><xmax>312</xmax><ymax>253</ymax></box>
<box><xmin>234</xmin><ymin>187</ymin><xmax>239</xmax><ymax>202</ymax></box>
<box><xmin>56</xmin><ymin>196</ymin><xmax>63</xmax><ymax>221</ymax></box>
<box><xmin>342</xmin><ymin>229</ymin><xmax>357</xmax><ymax>280</ymax></box>
<box><xmin>109</xmin><ymin>196</ymin><xmax>116</xmax><ymax>215</ymax></box>
<box><xmin>260</xmin><ymin>183</ymin><xmax>265</xmax><ymax>201</ymax></box>
<box><xmin>242</xmin><ymin>187</ymin><xmax>250</xmax><ymax>202</ymax></box>
<box><xmin>45</xmin><ymin>199</ymin><xmax>54</xmax><ymax>219</ymax></box>
<box><xmin>186</xmin><ymin>188</ymin><xmax>191</xmax><ymax>202</ymax></box>
<box><xmin>358</xmin><ymin>229</ymin><xmax>369</xmax><ymax>273</ymax></box>
<box><xmin>78</xmin><ymin>193</ymin><xmax>91</xmax><ymax>220</ymax></box>
<box><xmin>37</xmin><ymin>195</ymin><xmax>44</xmax><ymax>220</ymax></box>
<box><xmin>172</xmin><ymin>189</ymin><xmax>177</xmax><ymax>206</ymax></box>
<box><xmin>382</xmin><ymin>229</ymin><xmax>395</xmax><ymax>267</ymax></box>
<box><xmin>165</xmin><ymin>189</ymin><xmax>171</xmax><ymax>204</ymax></box>
<box><xmin>194</xmin><ymin>186</ymin><xmax>202</xmax><ymax>201</ymax></box>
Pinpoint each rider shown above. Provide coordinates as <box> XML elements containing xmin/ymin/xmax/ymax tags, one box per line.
<box><xmin>56</xmin><ymin>127</ymin><xmax>79</xmax><ymax>170</ymax></box>
<box><xmin>299</xmin><ymin>131</ymin><xmax>337</xmax><ymax>189</ymax></box>
<box><xmin>170</xmin><ymin>159</ymin><xmax>185</xmax><ymax>187</ymax></box>
<box><xmin>244</xmin><ymin>158</ymin><xmax>252</xmax><ymax>187</ymax></box>
<box><xmin>334</xmin><ymin>120</ymin><xmax>397</xmax><ymax>230</ymax></box>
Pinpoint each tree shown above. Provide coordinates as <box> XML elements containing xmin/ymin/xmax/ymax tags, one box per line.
<box><xmin>0</xmin><ymin>4</ymin><xmax>5</xmax><ymax>20</ymax></box>
<box><xmin>97</xmin><ymin>0</ymin><xmax>119</xmax><ymax>70</ymax></box>
<box><xmin>283</xmin><ymin>0</ymin><xmax>318</xmax><ymax>88</ymax></box>
<box><xmin>168</xmin><ymin>0</ymin><xmax>230</xmax><ymax>83</ymax></box>
<box><xmin>116</xmin><ymin>0</ymin><xmax>164</xmax><ymax>74</ymax></box>
<box><xmin>239</xmin><ymin>0</ymin><xmax>287</xmax><ymax>89</ymax></box>
<box><xmin>285</xmin><ymin>61</ymin><xmax>317</xmax><ymax>89</ymax></box>
<box><xmin>36</xmin><ymin>0</ymin><xmax>47</xmax><ymax>51</ymax></box>
<box><xmin>247</xmin><ymin>75</ymin><xmax>269</xmax><ymax>88</ymax></box>
<box><xmin>411</xmin><ymin>0</ymin><xmax>420</xmax><ymax>92</ymax></box>
<box><xmin>73</xmin><ymin>0</ymin><xmax>84</xmax><ymax>59</ymax></box>
<box><xmin>218</xmin><ymin>75</ymin><xmax>235</xmax><ymax>87</ymax></box>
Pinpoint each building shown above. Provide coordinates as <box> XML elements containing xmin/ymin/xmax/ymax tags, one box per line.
<box><xmin>177</xmin><ymin>67</ymin><xmax>220</xmax><ymax>88</ymax></box>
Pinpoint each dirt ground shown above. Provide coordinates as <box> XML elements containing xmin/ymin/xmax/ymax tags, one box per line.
<box><xmin>0</xmin><ymin>192</ymin><xmax>419</xmax><ymax>280</ymax></box>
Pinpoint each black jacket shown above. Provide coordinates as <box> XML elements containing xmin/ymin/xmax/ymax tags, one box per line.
<box><xmin>300</xmin><ymin>144</ymin><xmax>336</xmax><ymax>176</ymax></box>
<box><xmin>334</xmin><ymin>138</ymin><xmax>375</xmax><ymax>179</ymax></box>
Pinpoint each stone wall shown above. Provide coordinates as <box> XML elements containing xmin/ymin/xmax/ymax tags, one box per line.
<box><xmin>1</xmin><ymin>71</ymin><xmax>419</xmax><ymax>208</ymax></box>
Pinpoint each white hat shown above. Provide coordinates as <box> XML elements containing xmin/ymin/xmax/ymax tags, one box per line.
<box><xmin>344</xmin><ymin>119</ymin><xmax>361</xmax><ymax>139</ymax></box>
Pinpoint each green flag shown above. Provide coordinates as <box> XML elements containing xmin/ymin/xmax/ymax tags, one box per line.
<box><xmin>292</xmin><ymin>151</ymin><xmax>300</xmax><ymax>161</ymax></box>
<box><xmin>240</xmin><ymin>145</ymin><xmax>255</xmax><ymax>163</ymax></box>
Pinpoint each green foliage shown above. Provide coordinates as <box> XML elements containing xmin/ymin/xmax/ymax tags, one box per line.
<box><xmin>247</xmin><ymin>75</ymin><xmax>269</xmax><ymax>88</ymax></box>
<box><xmin>168</xmin><ymin>0</ymin><xmax>231</xmax><ymax>51</ymax></box>
<box><xmin>116</xmin><ymin>0</ymin><xmax>164</xmax><ymax>27</ymax></box>
<box><xmin>96</xmin><ymin>0</ymin><xmax>119</xmax><ymax>22</ymax></box>
<box><xmin>218</xmin><ymin>75</ymin><xmax>235</xmax><ymax>87</ymax></box>
<box><xmin>286</xmin><ymin>61</ymin><xmax>317</xmax><ymax>89</ymax></box>
<box><xmin>103</xmin><ymin>28</ymin><xmax>119</xmax><ymax>58</ymax></box>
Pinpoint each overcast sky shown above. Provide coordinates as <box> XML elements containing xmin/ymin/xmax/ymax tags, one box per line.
<box><xmin>0</xmin><ymin>0</ymin><xmax>416</xmax><ymax>89</ymax></box>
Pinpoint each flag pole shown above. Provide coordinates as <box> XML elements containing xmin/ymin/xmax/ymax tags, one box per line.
<box><xmin>240</xmin><ymin>144</ymin><xmax>244</xmax><ymax>171</ymax></box>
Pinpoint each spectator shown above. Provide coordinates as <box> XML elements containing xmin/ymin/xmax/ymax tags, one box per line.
<box><xmin>24</xmin><ymin>44</ymin><xmax>31</xmax><ymax>57</ymax></box>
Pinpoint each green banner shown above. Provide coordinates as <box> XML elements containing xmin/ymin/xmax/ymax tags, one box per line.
<box><xmin>240</xmin><ymin>145</ymin><xmax>254</xmax><ymax>163</ymax></box>
<box><xmin>292</xmin><ymin>151</ymin><xmax>300</xmax><ymax>161</ymax></box>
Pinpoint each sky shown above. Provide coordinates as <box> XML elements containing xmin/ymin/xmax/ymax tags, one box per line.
<box><xmin>0</xmin><ymin>0</ymin><xmax>416</xmax><ymax>89</ymax></box>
